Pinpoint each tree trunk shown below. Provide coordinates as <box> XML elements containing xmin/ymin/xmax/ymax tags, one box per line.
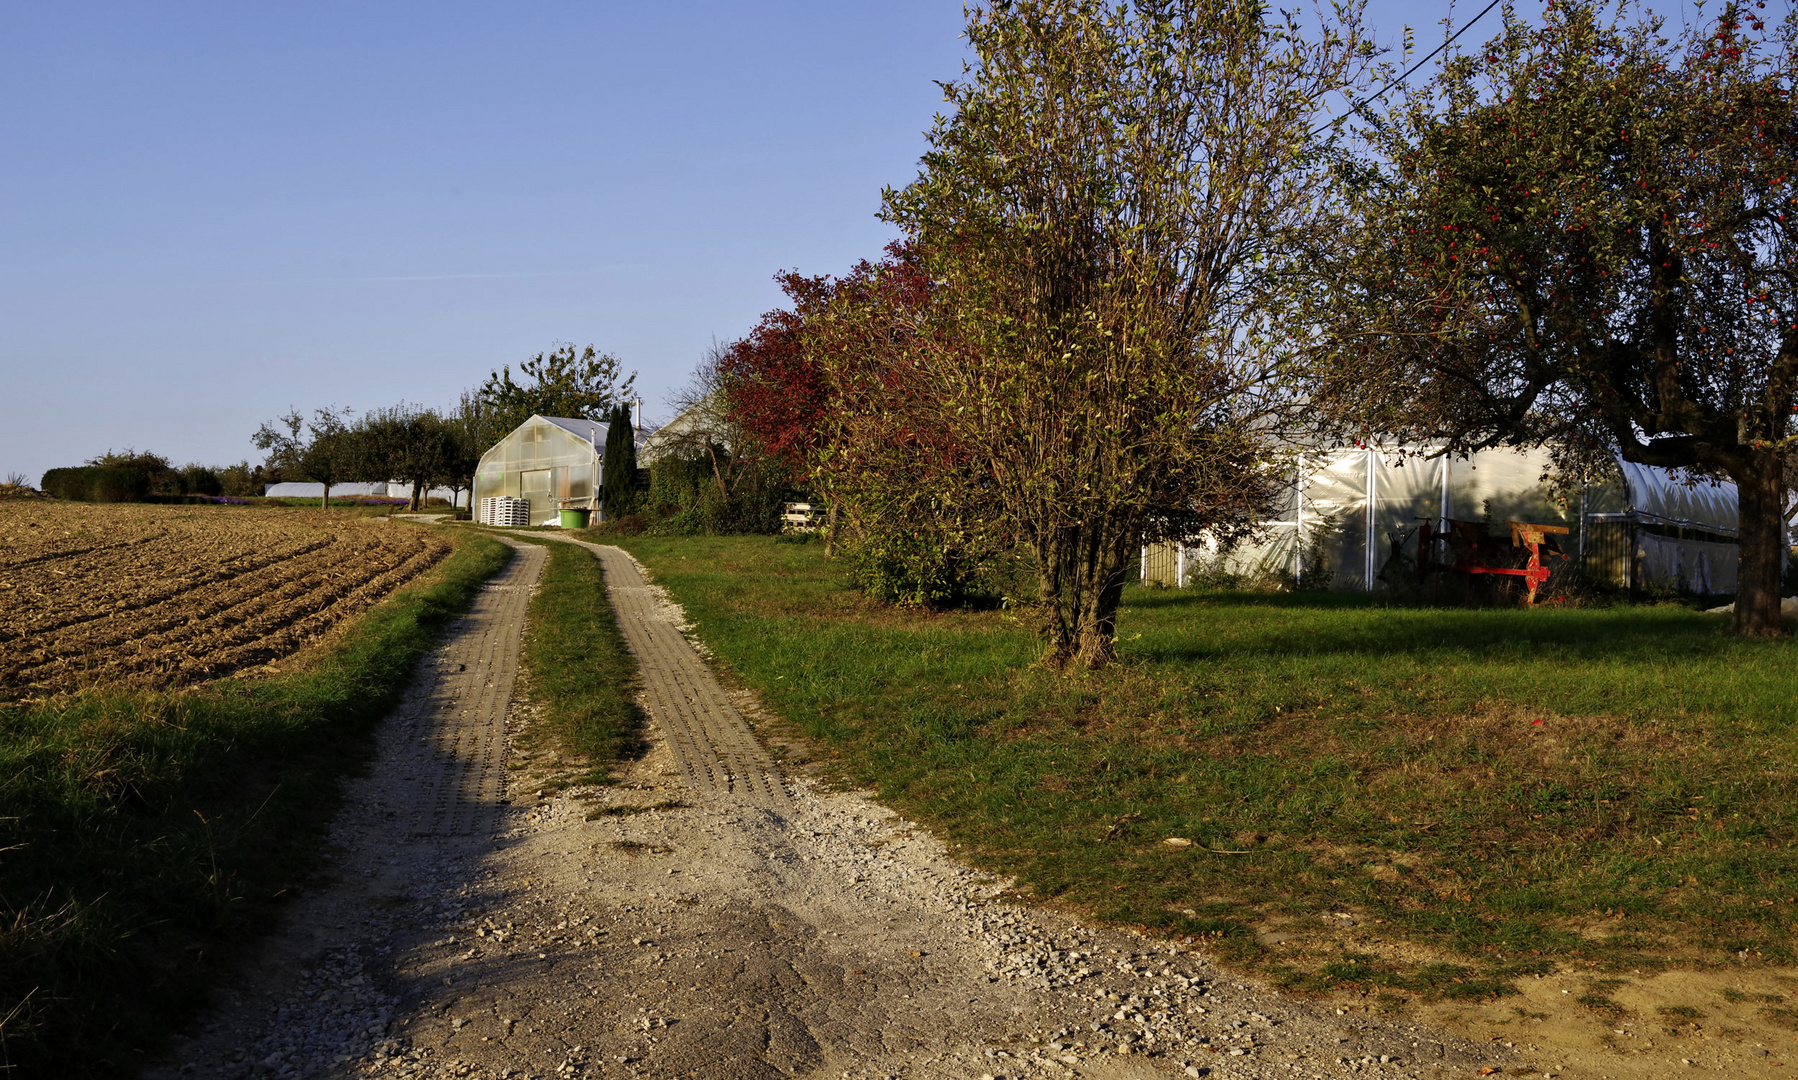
<box><xmin>706</xmin><ymin>444</ymin><xmax>732</xmax><ymax>501</ymax></box>
<box><xmin>1072</xmin><ymin>570</ymin><xmax>1128</xmax><ymax>667</ymax></box>
<box><xmin>1732</xmin><ymin>448</ymin><xmax>1787</xmax><ymax>637</ymax></box>
<box><xmin>1034</xmin><ymin>529</ymin><xmax>1076</xmax><ymax>665</ymax></box>
<box><xmin>1035</xmin><ymin>517</ymin><xmax>1135</xmax><ymax>669</ymax></box>
<box><xmin>410</xmin><ymin>479</ymin><xmax>424</xmax><ymax>512</ymax></box>
<box><xmin>1070</xmin><ymin>519</ymin><xmax>1134</xmax><ymax>669</ymax></box>
<box><xmin>321</xmin><ymin>482</ymin><xmax>331</xmax><ymax>511</ymax></box>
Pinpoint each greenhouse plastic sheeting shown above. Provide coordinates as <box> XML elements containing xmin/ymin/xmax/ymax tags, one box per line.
<box><xmin>1638</xmin><ymin>532</ymin><xmax>1738</xmax><ymax>594</ymax></box>
<box><xmin>1145</xmin><ymin>444</ymin><xmax>1749</xmax><ymax>593</ymax></box>
<box><xmin>471</xmin><ymin>415</ymin><xmax>605</xmax><ymax>526</ymax></box>
<box><xmin>1202</xmin><ymin>444</ymin><xmax>1576</xmax><ymax>590</ymax></box>
<box><xmin>1617</xmin><ymin>461</ymin><xmax>1738</xmax><ymax>533</ymax></box>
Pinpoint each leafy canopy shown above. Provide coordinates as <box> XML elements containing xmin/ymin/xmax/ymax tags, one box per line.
<box><xmin>1320</xmin><ymin>0</ymin><xmax>1798</xmax><ymax>633</ymax></box>
<box><xmin>476</xmin><ymin>344</ymin><xmax>636</xmax><ymax>438</ymax></box>
<box><xmin>870</xmin><ymin>0</ymin><xmax>1373</xmax><ymax>664</ymax></box>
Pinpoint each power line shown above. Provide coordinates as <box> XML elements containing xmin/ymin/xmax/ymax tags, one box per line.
<box><xmin>1312</xmin><ymin>0</ymin><xmax>1508</xmax><ymax>136</ymax></box>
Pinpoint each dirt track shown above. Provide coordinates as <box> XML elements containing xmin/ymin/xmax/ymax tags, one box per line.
<box><xmin>147</xmin><ymin>534</ymin><xmax>1518</xmax><ymax>1080</ymax></box>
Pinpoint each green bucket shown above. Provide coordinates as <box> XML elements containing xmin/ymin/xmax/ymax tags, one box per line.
<box><xmin>559</xmin><ymin>508</ymin><xmax>592</xmax><ymax>530</ymax></box>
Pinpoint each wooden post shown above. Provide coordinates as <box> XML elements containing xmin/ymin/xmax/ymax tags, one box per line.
<box><xmin>1630</xmin><ymin>522</ymin><xmax>1639</xmax><ymax>592</ymax></box>
<box><xmin>1364</xmin><ymin>447</ymin><xmax>1377</xmax><ymax>590</ymax></box>
<box><xmin>1293</xmin><ymin>453</ymin><xmax>1304</xmax><ymax>587</ymax></box>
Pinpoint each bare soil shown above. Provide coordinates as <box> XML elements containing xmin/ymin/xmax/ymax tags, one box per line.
<box><xmin>0</xmin><ymin>503</ymin><xmax>449</xmax><ymax>700</ymax></box>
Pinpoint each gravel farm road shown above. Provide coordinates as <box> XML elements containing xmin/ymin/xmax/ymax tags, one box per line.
<box><xmin>146</xmin><ymin>533</ymin><xmax>1513</xmax><ymax>1080</ymax></box>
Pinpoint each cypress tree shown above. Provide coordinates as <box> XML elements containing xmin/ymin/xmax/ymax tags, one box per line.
<box><xmin>602</xmin><ymin>403</ymin><xmax>639</xmax><ymax>520</ymax></box>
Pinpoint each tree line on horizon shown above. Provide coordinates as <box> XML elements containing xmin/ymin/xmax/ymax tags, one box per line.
<box><xmin>250</xmin><ymin>343</ymin><xmax>642</xmax><ymax>511</ymax></box>
<box><xmin>669</xmin><ymin>0</ymin><xmax>1798</xmax><ymax>653</ymax></box>
<box><xmin>35</xmin><ymin>343</ymin><xmax>643</xmax><ymax>511</ymax></box>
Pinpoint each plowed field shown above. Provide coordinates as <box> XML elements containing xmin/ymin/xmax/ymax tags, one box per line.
<box><xmin>0</xmin><ymin>503</ymin><xmax>452</xmax><ymax>700</ymax></box>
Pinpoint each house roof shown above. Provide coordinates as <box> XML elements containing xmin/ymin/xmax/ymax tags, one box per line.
<box><xmin>639</xmin><ymin>395</ymin><xmax>726</xmax><ymax>464</ymax></box>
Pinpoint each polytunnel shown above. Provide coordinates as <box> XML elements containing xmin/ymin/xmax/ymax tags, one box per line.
<box><xmin>1142</xmin><ymin>445</ymin><xmax>1757</xmax><ymax>596</ymax></box>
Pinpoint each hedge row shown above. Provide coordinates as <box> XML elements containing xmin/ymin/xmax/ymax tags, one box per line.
<box><xmin>39</xmin><ymin>466</ymin><xmax>152</xmax><ymax>503</ymax></box>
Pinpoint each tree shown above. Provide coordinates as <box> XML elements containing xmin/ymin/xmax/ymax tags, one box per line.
<box><xmin>216</xmin><ymin>460</ymin><xmax>275</xmax><ymax>498</ymax></box>
<box><xmin>86</xmin><ymin>449</ymin><xmax>175</xmax><ymax>497</ymax></box>
<box><xmin>354</xmin><ymin>404</ymin><xmax>460</xmax><ymax>511</ymax></box>
<box><xmin>799</xmin><ymin>245</ymin><xmax>992</xmax><ymax>587</ymax></box>
<box><xmin>448</xmin><ymin>388</ymin><xmax>501</xmax><ymax>504</ymax></box>
<box><xmin>662</xmin><ymin>342</ymin><xmax>748</xmax><ymax>503</ymax></box>
<box><xmin>878</xmin><ymin>0</ymin><xmax>1372</xmax><ymax>665</ymax></box>
<box><xmin>439</xmin><ymin>396</ymin><xmax>486</xmax><ymax>509</ymax></box>
<box><xmin>253</xmin><ymin>408</ymin><xmax>355</xmax><ymax>509</ymax></box>
<box><xmin>718</xmin><ymin>282</ymin><xmax>834</xmax><ymax>480</ymax></box>
<box><xmin>1324</xmin><ymin>2</ymin><xmax>1798</xmax><ymax>634</ymax></box>
<box><xmin>715</xmin><ymin>252</ymin><xmax>922</xmax><ymax>557</ymax></box>
<box><xmin>637</xmin><ymin>343</ymin><xmax>799</xmax><ymax>536</ymax></box>
<box><xmin>175</xmin><ymin>463</ymin><xmax>223</xmax><ymax>497</ymax></box>
<box><xmin>601</xmin><ymin>403</ymin><xmax>641</xmax><ymax>520</ymax></box>
<box><xmin>475</xmin><ymin>343</ymin><xmax>637</xmax><ymax>435</ymax></box>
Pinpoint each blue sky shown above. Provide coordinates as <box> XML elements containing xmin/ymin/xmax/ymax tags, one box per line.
<box><xmin>1</xmin><ymin>0</ymin><xmax>1521</xmax><ymax>483</ymax></box>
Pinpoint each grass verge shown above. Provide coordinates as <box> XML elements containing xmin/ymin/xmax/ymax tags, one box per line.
<box><xmin>503</xmin><ymin>535</ymin><xmax>644</xmax><ymax>788</ymax></box>
<box><xmin>611</xmin><ymin>534</ymin><xmax>1798</xmax><ymax>1005</ymax></box>
<box><xmin>0</xmin><ymin>528</ymin><xmax>512</xmax><ymax>1077</ymax></box>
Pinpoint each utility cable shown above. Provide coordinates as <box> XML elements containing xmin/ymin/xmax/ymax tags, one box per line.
<box><xmin>1311</xmin><ymin>0</ymin><xmax>1508</xmax><ymax>136</ymax></box>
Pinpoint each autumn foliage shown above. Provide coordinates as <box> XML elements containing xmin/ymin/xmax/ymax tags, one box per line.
<box><xmin>715</xmin><ymin>288</ymin><xmax>827</xmax><ymax>480</ymax></box>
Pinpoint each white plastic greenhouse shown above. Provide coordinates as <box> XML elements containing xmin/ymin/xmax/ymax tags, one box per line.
<box><xmin>1142</xmin><ymin>444</ymin><xmax>1756</xmax><ymax>595</ymax></box>
<box><xmin>470</xmin><ymin>415</ymin><xmax>608</xmax><ymax>527</ymax></box>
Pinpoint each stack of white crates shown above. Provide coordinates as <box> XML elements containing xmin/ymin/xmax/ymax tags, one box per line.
<box><xmin>479</xmin><ymin>496</ymin><xmax>531</xmax><ymax>527</ymax></box>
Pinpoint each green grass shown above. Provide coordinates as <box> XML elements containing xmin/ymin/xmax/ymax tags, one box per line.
<box><xmin>611</xmin><ymin>534</ymin><xmax>1798</xmax><ymax>1001</ymax></box>
<box><xmin>0</xmin><ymin>529</ymin><xmax>512</xmax><ymax>1077</ymax></box>
<box><xmin>506</xmin><ymin>537</ymin><xmax>644</xmax><ymax>784</ymax></box>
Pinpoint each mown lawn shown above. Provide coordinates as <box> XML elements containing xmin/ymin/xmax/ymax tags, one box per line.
<box><xmin>611</xmin><ymin>534</ymin><xmax>1798</xmax><ymax>1002</ymax></box>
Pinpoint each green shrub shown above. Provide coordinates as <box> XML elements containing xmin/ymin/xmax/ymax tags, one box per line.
<box><xmin>41</xmin><ymin>455</ymin><xmax>231</xmax><ymax>502</ymax></box>
<box><xmin>39</xmin><ymin>467</ymin><xmax>88</xmax><ymax>501</ymax></box>
<box><xmin>216</xmin><ymin>461</ymin><xmax>274</xmax><ymax>498</ymax></box>
<box><xmin>38</xmin><ymin>466</ymin><xmax>151</xmax><ymax>502</ymax></box>
<box><xmin>89</xmin><ymin>466</ymin><xmax>150</xmax><ymax>502</ymax></box>
<box><xmin>642</xmin><ymin>453</ymin><xmax>789</xmax><ymax>535</ymax></box>
<box><xmin>847</xmin><ymin>528</ymin><xmax>985</xmax><ymax>606</ymax></box>
<box><xmin>176</xmin><ymin>464</ymin><xmax>224</xmax><ymax>496</ymax></box>
<box><xmin>646</xmin><ymin>453</ymin><xmax>714</xmax><ymax>514</ymax></box>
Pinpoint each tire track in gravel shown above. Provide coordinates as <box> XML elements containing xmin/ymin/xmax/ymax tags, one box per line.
<box><xmin>575</xmin><ymin>540</ymin><xmax>788</xmax><ymax>809</ymax></box>
<box><xmin>145</xmin><ymin>535</ymin><xmax>546</xmax><ymax>1080</ymax></box>
<box><xmin>148</xmin><ymin>533</ymin><xmax>1514</xmax><ymax>1080</ymax></box>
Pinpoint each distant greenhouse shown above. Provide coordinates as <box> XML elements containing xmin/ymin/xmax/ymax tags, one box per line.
<box><xmin>1142</xmin><ymin>444</ymin><xmax>1758</xmax><ymax>596</ymax></box>
<box><xmin>472</xmin><ymin>415</ymin><xmax>611</xmax><ymax>527</ymax></box>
